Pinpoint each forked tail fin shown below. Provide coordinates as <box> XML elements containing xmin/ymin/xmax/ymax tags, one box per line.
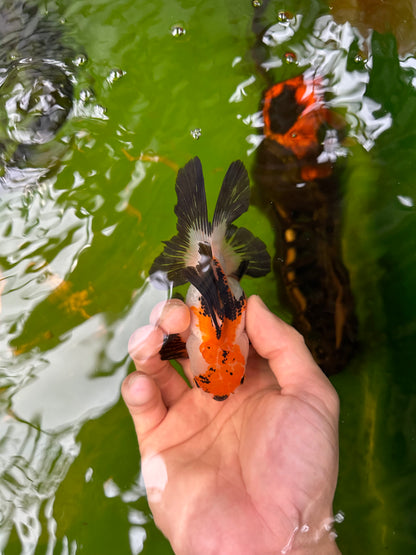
<box><xmin>149</xmin><ymin>157</ymin><xmax>270</xmax><ymax>290</ymax></box>
<box><xmin>212</xmin><ymin>160</ymin><xmax>250</xmax><ymax>228</ymax></box>
<box><xmin>174</xmin><ymin>157</ymin><xmax>210</xmax><ymax>238</ymax></box>
<box><xmin>149</xmin><ymin>157</ymin><xmax>209</xmax><ymax>287</ymax></box>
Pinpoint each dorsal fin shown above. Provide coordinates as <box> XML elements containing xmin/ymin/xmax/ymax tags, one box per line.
<box><xmin>184</xmin><ymin>242</ymin><xmax>245</xmax><ymax>339</ymax></box>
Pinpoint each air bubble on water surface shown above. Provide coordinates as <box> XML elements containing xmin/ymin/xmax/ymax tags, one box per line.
<box><xmin>252</xmin><ymin>0</ymin><xmax>262</xmax><ymax>7</ymax></box>
<box><xmin>107</xmin><ymin>68</ymin><xmax>125</xmax><ymax>84</ymax></box>
<box><xmin>284</xmin><ymin>51</ymin><xmax>297</xmax><ymax>64</ymax></box>
<box><xmin>278</xmin><ymin>11</ymin><xmax>292</xmax><ymax>22</ymax></box>
<box><xmin>171</xmin><ymin>25</ymin><xmax>186</xmax><ymax>37</ymax></box>
<box><xmin>334</xmin><ymin>511</ymin><xmax>345</xmax><ymax>523</ymax></box>
<box><xmin>190</xmin><ymin>128</ymin><xmax>202</xmax><ymax>140</ymax></box>
<box><xmin>73</xmin><ymin>54</ymin><xmax>88</xmax><ymax>67</ymax></box>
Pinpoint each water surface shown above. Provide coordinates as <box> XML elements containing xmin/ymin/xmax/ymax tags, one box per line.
<box><xmin>0</xmin><ymin>0</ymin><xmax>415</xmax><ymax>553</ymax></box>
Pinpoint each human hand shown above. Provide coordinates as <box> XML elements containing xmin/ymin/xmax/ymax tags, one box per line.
<box><xmin>122</xmin><ymin>295</ymin><xmax>340</xmax><ymax>555</ymax></box>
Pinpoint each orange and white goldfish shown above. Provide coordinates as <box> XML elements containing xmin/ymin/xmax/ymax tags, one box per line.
<box><xmin>150</xmin><ymin>157</ymin><xmax>270</xmax><ymax>400</ymax></box>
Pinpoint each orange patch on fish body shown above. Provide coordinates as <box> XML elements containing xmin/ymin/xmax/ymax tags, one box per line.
<box><xmin>190</xmin><ymin>294</ymin><xmax>247</xmax><ymax>401</ymax></box>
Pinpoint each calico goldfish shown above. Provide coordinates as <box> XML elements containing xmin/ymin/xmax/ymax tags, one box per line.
<box><xmin>150</xmin><ymin>157</ymin><xmax>270</xmax><ymax>400</ymax></box>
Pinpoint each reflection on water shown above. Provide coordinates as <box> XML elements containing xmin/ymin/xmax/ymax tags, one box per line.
<box><xmin>0</xmin><ymin>1</ymin><xmax>105</xmax><ymax>191</ymax></box>
<box><xmin>249</xmin><ymin>4</ymin><xmax>416</xmax><ymax>550</ymax></box>
<box><xmin>0</xmin><ymin>421</ymin><xmax>79</xmax><ymax>552</ymax></box>
<box><xmin>0</xmin><ymin>1</ymin><xmax>76</xmax><ymax>190</ymax></box>
<box><xmin>0</xmin><ymin>0</ymin><xmax>415</xmax><ymax>553</ymax></box>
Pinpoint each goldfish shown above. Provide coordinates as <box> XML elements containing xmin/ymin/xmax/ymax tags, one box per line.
<box><xmin>253</xmin><ymin>74</ymin><xmax>358</xmax><ymax>375</ymax></box>
<box><xmin>150</xmin><ymin>157</ymin><xmax>270</xmax><ymax>400</ymax></box>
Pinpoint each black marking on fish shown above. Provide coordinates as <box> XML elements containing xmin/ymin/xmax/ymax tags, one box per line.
<box><xmin>160</xmin><ymin>333</ymin><xmax>188</xmax><ymax>361</ymax></box>
<box><xmin>149</xmin><ymin>157</ymin><xmax>271</xmax><ymax>289</ymax></box>
<box><xmin>267</xmin><ymin>85</ymin><xmax>304</xmax><ymax>135</ymax></box>
<box><xmin>184</xmin><ymin>249</ymin><xmax>246</xmax><ymax>341</ymax></box>
<box><xmin>196</xmin><ymin>374</ymin><xmax>211</xmax><ymax>385</ymax></box>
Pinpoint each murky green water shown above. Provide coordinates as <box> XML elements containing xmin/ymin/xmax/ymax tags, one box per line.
<box><xmin>0</xmin><ymin>0</ymin><xmax>415</xmax><ymax>553</ymax></box>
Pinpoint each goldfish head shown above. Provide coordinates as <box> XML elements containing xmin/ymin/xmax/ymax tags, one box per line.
<box><xmin>263</xmin><ymin>75</ymin><xmax>330</xmax><ymax>159</ymax></box>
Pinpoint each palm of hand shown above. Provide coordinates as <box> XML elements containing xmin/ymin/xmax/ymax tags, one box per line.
<box><xmin>123</xmin><ymin>296</ymin><xmax>339</xmax><ymax>555</ymax></box>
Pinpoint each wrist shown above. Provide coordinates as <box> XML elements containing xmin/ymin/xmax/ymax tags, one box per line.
<box><xmin>290</xmin><ymin>537</ymin><xmax>340</xmax><ymax>555</ymax></box>
<box><xmin>288</xmin><ymin>521</ymin><xmax>341</xmax><ymax>555</ymax></box>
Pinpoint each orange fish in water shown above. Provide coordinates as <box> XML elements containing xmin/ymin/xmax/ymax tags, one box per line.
<box><xmin>150</xmin><ymin>157</ymin><xmax>270</xmax><ymax>400</ymax></box>
<box><xmin>262</xmin><ymin>75</ymin><xmax>336</xmax><ymax>181</ymax></box>
<box><xmin>253</xmin><ymin>74</ymin><xmax>358</xmax><ymax>375</ymax></box>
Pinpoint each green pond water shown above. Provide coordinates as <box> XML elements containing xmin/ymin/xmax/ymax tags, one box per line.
<box><xmin>0</xmin><ymin>0</ymin><xmax>416</xmax><ymax>553</ymax></box>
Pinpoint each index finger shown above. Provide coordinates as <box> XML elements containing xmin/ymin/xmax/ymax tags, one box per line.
<box><xmin>246</xmin><ymin>295</ymin><xmax>339</xmax><ymax>416</ymax></box>
<box><xmin>128</xmin><ymin>300</ymin><xmax>191</xmax><ymax>406</ymax></box>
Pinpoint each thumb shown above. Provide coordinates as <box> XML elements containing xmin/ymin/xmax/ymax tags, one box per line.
<box><xmin>121</xmin><ymin>371</ymin><xmax>167</xmax><ymax>443</ymax></box>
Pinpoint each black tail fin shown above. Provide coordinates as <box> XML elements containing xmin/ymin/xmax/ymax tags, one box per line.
<box><xmin>227</xmin><ymin>226</ymin><xmax>271</xmax><ymax>278</ymax></box>
<box><xmin>175</xmin><ymin>157</ymin><xmax>210</xmax><ymax>236</ymax></box>
<box><xmin>149</xmin><ymin>157</ymin><xmax>270</xmax><ymax>289</ymax></box>
<box><xmin>212</xmin><ymin>160</ymin><xmax>250</xmax><ymax>228</ymax></box>
<box><xmin>149</xmin><ymin>157</ymin><xmax>209</xmax><ymax>287</ymax></box>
